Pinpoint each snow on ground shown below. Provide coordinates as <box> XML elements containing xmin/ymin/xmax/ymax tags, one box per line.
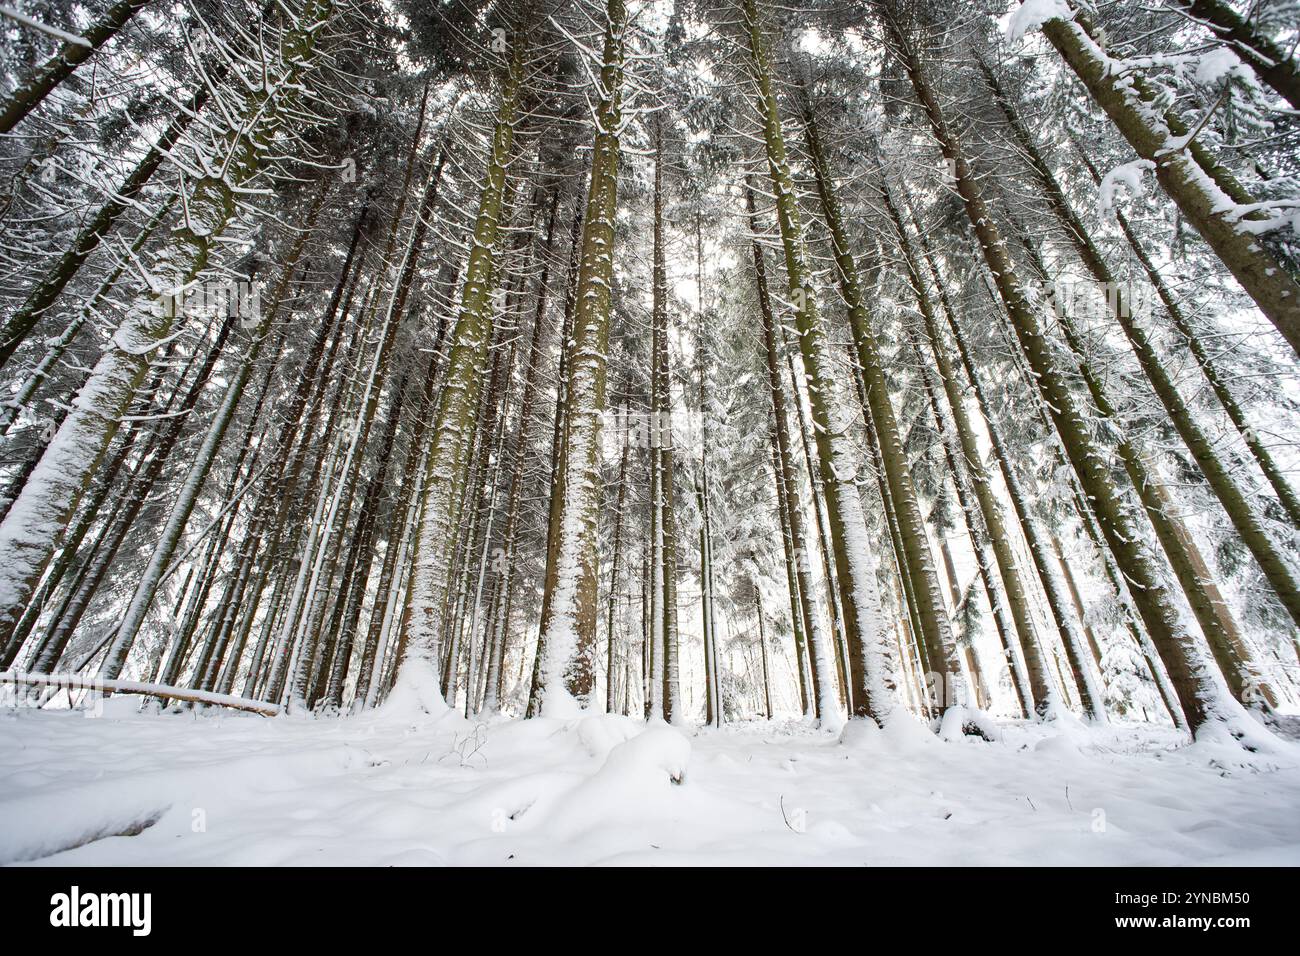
<box><xmin>2</xmin><ymin>697</ymin><xmax>1299</xmax><ymax>866</ymax></box>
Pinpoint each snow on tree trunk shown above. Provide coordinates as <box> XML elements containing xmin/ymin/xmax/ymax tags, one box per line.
<box><xmin>743</xmin><ymin>0</ymin><xmax>897</xmax><ymax>728</ymax></box>
<box><xmin>801</xmin><ymin>102</ymin><xmax>969</xmax><ymax>717</ymax></box>
<box><xmin>402</xmin><ymin>36</ymin><xmax>527</xmax><ymax>701</ymax></box>
<box><xmin>530</xmin><ymin>0</ymin><xmax>628</xmax><ymax>717</ymax></box>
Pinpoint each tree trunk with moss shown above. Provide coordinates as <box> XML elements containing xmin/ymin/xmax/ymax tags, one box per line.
<box><xmin>530</xmin><ymin>0</ymin><xmax>628</xmax><ymax>714</ymax></box>
<box><xmin>743</xmin><ymin>0</ymin><xmax>897</xmax><ymax>725</ymax></box>
<box><xmin>800</xmin><ymin>100</ymin><xmax>966</xmax><ymax>715</ymax></box>
<box><xmin>403</xmin><ymin>33</ymin><xmax>527</xmax><ymax>693</ymax></box>
<box><xmin>523</xmin><ymin>196</ymin><xmax>585</xmax><ymax>717</ymax></box>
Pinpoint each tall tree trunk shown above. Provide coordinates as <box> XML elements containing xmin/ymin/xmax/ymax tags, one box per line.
<box><xmin>605</xmin><ymin>402</ymin><xmax>631</xmax><ymax>714</ymax></box>
<box><xmin>647</xmin><ymin>117</ymin><xmax>683</xmax><ymax>722</ymax></box>
<box><xmin>521</xmin><ymin>191</ymin><xmax>586</xmax><ymax>716</ymax></box>
<box><xmin>694</xmin><ymin>216</ymin><xmax>721</xmax><ymax>728</ymax></box>
<box><xmin>319</xmin><ymin>367</ymin><xmax>411</xmax><ymax>710</ymax></box>
<box><xmin>354</xmin><ymin>270</ymin><xmax>457</xmax><ymax>709</ymax></box>
<box><xmin>852</xmin><ymin>358</ymin><xmax>935</xmax><ymax>717</ymax></box>
<box><xmin>530</xmin><ymin>0</ymin><xmax>628</xmax><ymax>714</ymax></box>
<box><xmin>743</xmin><ymin>0</ymin><xmax>896</xmax><ymax>726</ymax></box>
<box><xmin>801</xmin><ymin>99</ymin><xmax>969</xmax><ymax>715</ymax></box>
<box><xmin>355</xmin><ymin>349</ymin><xmax>440</xmax><ymax>710</ymax></box>
<box><xmin>755</xmin><ymin>584</ymin><xmax>772</xmax><ymax>719</ymax></box>
<box><xmin>404</xmin><ymin>33</ymin><xmax>528</xmax><ymax>694</ymax></box>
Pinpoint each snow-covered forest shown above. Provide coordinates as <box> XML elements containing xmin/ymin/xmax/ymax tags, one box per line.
<box><xmin>1</xmin><ymin>0</ymin><xmax>1299</xmax><ymax>868</ymax></box>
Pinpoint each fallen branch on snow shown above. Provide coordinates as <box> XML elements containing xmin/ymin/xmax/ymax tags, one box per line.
<box><xmin>0</xmin><ymin>671</ymin><xmax>281</xmax><ymax>716</ymax></box>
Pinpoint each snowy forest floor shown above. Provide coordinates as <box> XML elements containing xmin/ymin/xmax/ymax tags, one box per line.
<box><xmin>3</xmin><ymin>697</ymin><xmax>1299</xmax><ymax>866</ymax></box>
